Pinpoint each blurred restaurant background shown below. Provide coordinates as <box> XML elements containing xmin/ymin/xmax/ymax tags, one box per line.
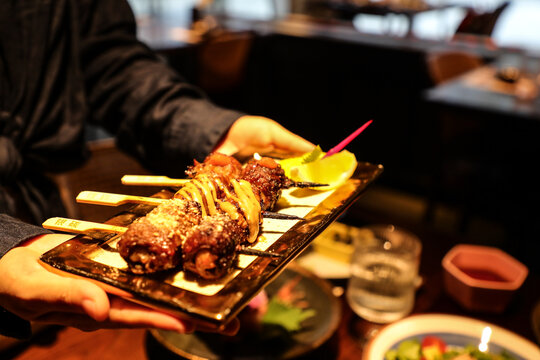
<box><xmin>3</xmin><ymin>1</ymin><xmax>540</xmax><ymax>358</ymax></box>
<box><xmin>84</xmin><ymin>0</ymin><xmax>538</xmax><ymax>274</ymax></box>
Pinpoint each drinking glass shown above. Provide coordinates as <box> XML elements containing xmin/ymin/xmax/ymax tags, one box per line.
<box><xmin>346</xmin><ymin>224</ymin><xmax>421</xmax><ymax>324</ymax></box>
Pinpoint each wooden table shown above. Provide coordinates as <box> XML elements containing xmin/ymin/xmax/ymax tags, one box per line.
<box><xmin>424</xmin><ymin>64</ymin><xmax>540</xmax><ymax>121</ymax></box>
<box><xmin>3</xmin><ymin>223</ymin><xmax>539</xmax><ymax>360</ymax></box>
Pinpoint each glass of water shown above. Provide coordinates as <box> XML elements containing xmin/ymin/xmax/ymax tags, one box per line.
<box><xmin>346</xmin><ymin>224</ymin><xmax>421</xmax><ymax>324</ymax></box>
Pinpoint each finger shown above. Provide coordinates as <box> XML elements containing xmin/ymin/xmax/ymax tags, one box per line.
<box><xmin>25</xmin><ymin>273</ymin><xmax>110</xmax><ymax>322</ymax></box>
<box><xmin>34</xmin><ymin>312</ymin><xmax>105</xmax><ymax>332</ymax></box>
<box><xmin>0</xmin><ymin>247</ymin><xmax>110</xmax><ymax>321</ymax></box>
<box><xmin>269</xmin><ymin>126</ymin><xmax>315</xmax><ymax>154</ymax></box>
<box><xmin>192</xmin><ymin>317</ymin><xmax>240</xmax><ymax>336</ymax></box>
<box><xmin>37</xmin><ymin>297</ymin><xmax>194</xmax><ymax>332</ymax></box>
<box><xmin>34</xmin><ymin>297</ymin><xmax>194</xmax><ymax>333</ymax></box>
<box><xmin>222</xmin><ymin>318</ymin><xmax>240</xmax><ymax>336</ymax></box>
<box><xmin>106</xmin><ymin>297</ymin><xmax>194</xmax><ymax>333</ymax></box>
<box><xmin>233</xmin><ymin>145</ymin><xmax>275</xmax><ymax>159</ymax></box>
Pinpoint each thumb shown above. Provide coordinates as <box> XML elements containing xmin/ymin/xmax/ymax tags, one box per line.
<box><xmin>269</xmin><ymin>125</ymin><xmax>315</xmax><ymax>154</ymax></box>
<box><xmin>35</xmin><ymin>274</ymin><xmax>111</xmax><ymax>322</ymax></box>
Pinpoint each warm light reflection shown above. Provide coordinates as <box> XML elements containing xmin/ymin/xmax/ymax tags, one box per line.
<box><xmin>168</xmin><ymin>27</ymin><xmax>201</xmax><ymax>44</ymax></box>
<box><xmin>479</xmin><ymin>326</ymin><xmax>492</xmax><ymax>352</ymax></box>
<box><xmin>253</xmin><ymin>153</ymin><xmax>261</xmax><ymax>160</ymax></box>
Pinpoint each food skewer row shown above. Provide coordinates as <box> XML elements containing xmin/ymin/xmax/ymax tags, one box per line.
<box><xmin>76</xmin><ymin>191</ymin><xmax>304</xmax><ymax>221</ymax></box>
<box><xmin>117</xmin><ymin>153</ymin><xmax>298</xmax><ymax>279</ymax></box>
<box><xmin>41</xmin><ymin>217</ymin><xmax>283</xmax><ymax>258</ymax></box>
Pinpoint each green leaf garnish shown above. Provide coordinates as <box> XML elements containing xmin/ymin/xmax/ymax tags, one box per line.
<box><xmin>261</xmin><ymin>298</ymin><xmax>316</xmax><ymax>332</ymax></box>
<box><xmin>300</xmin><ymin>145</ymin><xmax>324</xmax><ymax>164</ymax></box>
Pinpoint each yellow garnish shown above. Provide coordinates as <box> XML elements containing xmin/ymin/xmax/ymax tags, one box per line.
<box><xmin>278</xmin><ymin>146</ymin><xmax>324</xmax><ymax>178</ymax></box>
<box><xmin>289</xmin><ymin>150</ymin><xmax>357</xmax><ymax>190</ymax></box>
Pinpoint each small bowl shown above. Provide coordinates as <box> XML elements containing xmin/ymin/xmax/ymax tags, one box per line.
<box><xmin>442</xmin><ymin>244</ymin><xmax>528</xmax><ymax>313</ymax></box>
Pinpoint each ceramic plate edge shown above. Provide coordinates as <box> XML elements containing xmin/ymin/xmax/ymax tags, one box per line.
<box><xmin>363</xmin><ymin>313</ymin><xmax>540</xmax><ymax>359</ymax></box>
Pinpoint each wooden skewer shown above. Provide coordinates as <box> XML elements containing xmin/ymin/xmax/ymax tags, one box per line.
<box><xmin>42</xmin><ymin>217</ymin><xmax>127</xmax><ymax>234</ymax></box>
<box><xmin>121</xmin><ymin>175</ymin><xmax>328</xmax><ymax>189</ymax></box>
<box><xmin>121</xmin><ymin>175</ymin><xmax>188</xmax><ymax>187</ymax></box>
<box><xmin>77</xmin><ymin>191</ymin><xmax>165</xmax><ymax>206</ymax></box>
<box><xmin>42</xmin><ymin>217</ymin><xmax>284</xmax><ymax>258</ymax></box>
<box><xmin>76</xmin><ymin>191</ymin><xmax>304</xmax><ymax>221</ymax></box>
<box><xmin>261</xmin><ymin>212</ymin><xmax>303</xmax><ymax>221</ymax></box>
<box><xmin>286</xmin><ymin>181</ymin><xmax>329</xmax><ymax>188</ymax></box>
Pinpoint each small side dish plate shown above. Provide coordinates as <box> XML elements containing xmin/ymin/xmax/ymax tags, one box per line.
<box><xmin>363</xmin><ymin>313</ymin><xmax>540</xmax><ymax>360</ymax></box>
<box><xmin>149</xmin><ymin>264</ymin><xmax>342</xmax><ymax>359</ymax></box>
<box><xmin>40</xmin><ymin>162</ymin><xmax>382</xmax><ymax>329</ymax></box>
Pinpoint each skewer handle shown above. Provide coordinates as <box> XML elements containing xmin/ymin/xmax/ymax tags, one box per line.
<box><xmin>42</xmin><ymin>217</ymin><xmax>127</xmax><ymax>234</ymax></box>
<box><xmin>121</xmin><ymin>175</ymin><xmax>188</xmax><ymax>187</ymax></box>
<box><xmin>76</xmin><ymin>191</ymin><xmax>165</xmax><ymax>206</ymax></box>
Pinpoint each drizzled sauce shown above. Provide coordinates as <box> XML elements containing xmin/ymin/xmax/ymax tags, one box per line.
<box><xmin>231</xmin><ymin>179</ymin><xmax>261</xmax><ymax>243</ymax></box>
<box><xmin>174</xmin><ymin>174</ymin><xmax>262</xmax><ymax>243</ymax></box>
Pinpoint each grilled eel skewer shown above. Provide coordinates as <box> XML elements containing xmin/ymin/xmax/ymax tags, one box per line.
<box><xmin>118</xmin><ymin>153</ymin><xmax>296</xmax><ymax>279</ymax></box>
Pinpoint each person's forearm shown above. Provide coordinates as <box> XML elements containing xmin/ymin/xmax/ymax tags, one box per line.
<box><xmin>80</xmin><ymin>0</ymin><xmax>243</xmax><ymax>176</ymax></box>
<box><xmin>0</xmin><ymin>214</ymin><xmax>52</xmax><ymax>259</ymax></box>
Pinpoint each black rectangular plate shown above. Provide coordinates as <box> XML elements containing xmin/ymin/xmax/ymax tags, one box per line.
<box><xmin>40</xmin><ymin>162</ymin><xmax>383</xmax><ymax>328</ymax></box>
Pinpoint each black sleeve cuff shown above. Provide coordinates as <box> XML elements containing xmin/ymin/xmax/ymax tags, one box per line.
<box><xmin>0</xmin><ymin>307</ymin><xmax>31</xmax><ymax>339</ymax></box>
<box><xmin>0</xmin><ymin>214</ymin><xmax>52</xmax><ymax>259</ymax></box>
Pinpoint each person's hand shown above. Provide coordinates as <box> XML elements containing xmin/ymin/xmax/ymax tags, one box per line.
<box><xmin>215</xmin><ymin>116</ymin><xmax>315</xmax><ymax>158</ymax></box>
<box><xmin>0</xmin><ymin>233</ymin><xmax>238</xmax><ymax>335</ymax></box>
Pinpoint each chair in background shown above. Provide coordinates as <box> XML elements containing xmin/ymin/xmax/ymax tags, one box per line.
<box><xmin>452</xmin><ymin>2</ymin><xmax>510</xmax><ymax>49</ymax></box>
<box><xmin>426</xmin><ymin>50</ymin><xmax>484</xmax><ymax>84</ymax></box>
<box><xmin>191</xmin><ymin>29</ymin><xmax>255</xmax><ymax>109</ymax></box>
<box><xmin>196</xmin><ymin>30</ymin><xmax>254</xmax><ymax>94</ymax></box>
<box><xmin>454</xmin><ymin>1</ymin><xmax>510</xmax><ymax>37</ymax></box>
<box><xmin>51</xmin><ymin>138</ymin><xmax>152</xmax><ymax>224</ymax></box>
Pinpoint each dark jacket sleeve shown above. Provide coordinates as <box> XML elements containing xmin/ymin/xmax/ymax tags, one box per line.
<box><xmin>0</xmin><ymin>214</ymin><xmax>52</xmax><ymax>259</ymax></box>
<box><xmin>0</xmin><ymin>307</ymin><xmax>32</xmax><ymax>339</ymax></box>
<box><xmin>79</xmin><ymin>0</ymin><xmax>243</xmax><ymax>177</ymax></box>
